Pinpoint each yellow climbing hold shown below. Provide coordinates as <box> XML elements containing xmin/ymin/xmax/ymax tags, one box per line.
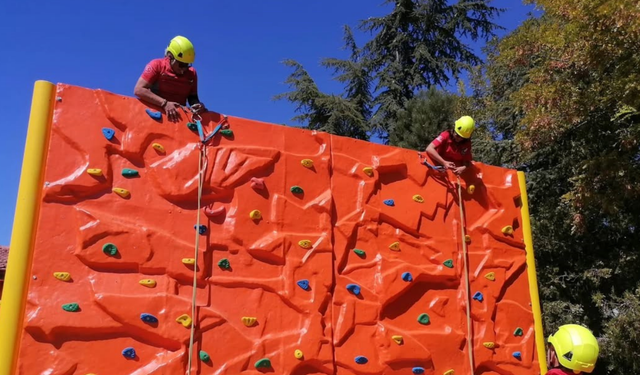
<box><xmin>391</xmin><ymin>335</ymin><xmax>403</xmax><ymax>345</ymax></box>
<box><xmin>465</xmin><ymin>235</ymin><xmax>471</xmax><ymax>244</ymax></box>
<box><xmin>412</xmin><ymin>194</ymin><xmax>424</xmax><ymax>203</ymax></box>
<box><xmin>362</xmin><ymin>167</ymin><xmax>374</xmax><ymax>177</ymax></box>
<box><xmin>298</xmin><ymin>240</ymin><xmax>312</xmax><ymax>249</ymax></box>
<box><xmin>467</xmin><ymin>185</ymin><xmax>475</xmax><ymax>194</ymax></box>
<box><xmin>444</xmin><ymin>370</ymin><xmax>455</xmax><ymax>375</ymax></box>
<box><xmin>250</xmin><ymin>209</ymin><xmax>262</xmax><ymax>220</ymax></box>
<box><xmin>87</xmin><ymin>168</ymin><xmax>102</xmax><ymax>176</ymax></box>
<box><xmin>152</xmin><ymin>142</ymin><xmax>165</xmax><ymax>153</ymax></box>
<box><xmin>139</xmin><ymin>279</ymin><xmax>157</xmax><ymax>287</ymax></box>
<box><xmin>294</xmin><ymin>349</ymin><xmax>304</xmax><ymax>359</ymax></box>
<box><xmin>241</xmin><ymin>316</ymin><xmax>257</xmax><ymax>327</ymax></box>
<box><xmin>389</xmin><ymin>242</ymin><xmax>400</xmax><ymax>251</ymax></box>
<box><xmin>483</xmin><ymin>342</ymin><xmax>495</xmax><ymax>349</ymax></box>
<box><xmin>112</xmin><ymin>187</ymin><xmax>130</xmax><ymax>198</ymax></box>
<box><xmin>182</xmin><ymin>258</ymin><xmax>196</xmax><ymax>265</ymax></box>
<box><xmin>502</xmin><ymin>225</ymin><xmax>514</xmax><ymax>235</ymax></box>
<box><xmin>176</xmin><ymin>314</ymin><xmax>192</xmax><ymax>328</ymax></box>
<box><xmin>301</xmin><ymin>159</ymin><xmax>314</xmax><ymax>168</ymax></box>
<box><xmin>485</xmin><ymin>272</ymin><xmax>496</xmax><ymax>281</ymax></box>
<box><xmin>53</xmin><ymin>272</ymin><xmax>71</xmax><ymax>282</ymax></box>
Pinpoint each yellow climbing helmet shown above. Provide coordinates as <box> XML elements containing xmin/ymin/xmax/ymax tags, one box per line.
<box><xmin>166</xmin><ymin>36</ymin><xmax>195</xmax><ymax>64</ymax></box>
<box><xmin>548</xmin><ymin>324</ymin><xmax>599</xmax><ymax>374</ymax></box>
<box><xmin>454</xmin><ymin>116</ymin><xmax>475</xmax><ymax>139</ymax></box>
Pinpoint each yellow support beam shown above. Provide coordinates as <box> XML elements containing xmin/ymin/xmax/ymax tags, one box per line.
<box><xmin>0</xmin><ymin>80</ymin><xmax>55</xmax><ymax>375</ymax></box>
<box><xmin>518</xmin><ymin>171</ymin><xmax>548</xmax><ymax>375</ymax></box>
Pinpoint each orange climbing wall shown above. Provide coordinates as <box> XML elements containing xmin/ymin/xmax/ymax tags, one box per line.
<box><xmin>8</xmin><ymin>83</ymin><xmax>542</xmax><ymax>375</ymax></box>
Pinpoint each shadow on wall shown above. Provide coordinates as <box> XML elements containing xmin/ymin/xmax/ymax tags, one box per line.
<box><xmin>0</xmin><ymin>245</ymin><xmax>8</xmax><ymax>300</ymax></box>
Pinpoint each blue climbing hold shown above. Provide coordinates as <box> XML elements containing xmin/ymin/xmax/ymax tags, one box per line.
<box><xmin>346</xmin><ymin>283</ymin><xmax>361</xmax><ymax>295</ymax></box>
<box><xmin>297</xmin><ymin>279</ymin><xmax>310</xmax><ymax>291</ymax></box>
<box><xmin>145</xmin><ymin>108</ymin><xmax>162</xmax><ymax>120</ymax></box>
<box><xmin>513</xmin><ymin>351</ymin><xmax>522</xmax><ymax>360</ymax></box>
<box><xmin>402</xmin><ymin>272</ymin><xmax>413</xmax><ymax>282</ymax></box>
<box><xmin>473</xmin><ymin>291</ymin><xmax>484</xmax><ymax>302</ymax></box>
<box><xmin>122</xmin><ymin>347</ymin><xmax>136</xmax><ymax>359</ymax></box>
<box><xmin>354</xmin><ymin>356</ymin><xmax>368</xmax><ymax>364</ymax></box>
<box><xmin>412</xmin><ymin>367</ymin><xmax>425</xmax><ymax>374</ymax></box>
<box><xmin>102</xmin><ymin>128</ymin><xmax>115</xmax><ymax>140</ymax></box>
<box><xmin>194</xmin><ymin>225</ymin><xmax>207</xmax><ymax>235</ymax></box>
<box><xmin>140</xmin><ymin>313</ymin><xmax>158</xmax><ymax>324</ymax></box>
<box><xmin>383</xmin><ymin>199</ymin><xmax>395</xmax><ymax>206</ymax></box>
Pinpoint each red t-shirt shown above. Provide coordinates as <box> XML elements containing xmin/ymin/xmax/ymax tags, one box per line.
<box><xmin>431</xmin><ymin>130</ymin><xmax>472</xmax><ymax>163</ymax></box>
<box><xmin>140</xmin><ymin>57</ymin><xmax>198</xmax><ymax>105</ymax></box>
<box><xmin>546</xmin><ymin>369</ymin><xmax>576</xmax><ymax>375</ymax></box>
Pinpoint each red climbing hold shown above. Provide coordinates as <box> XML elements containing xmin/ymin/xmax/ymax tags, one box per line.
<box><xmin>251</xmin><ymin>177</ymin><xmax>265</xmax><ymax>190</ymax></box>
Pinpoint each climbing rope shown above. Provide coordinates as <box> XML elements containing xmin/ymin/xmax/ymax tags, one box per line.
<box><xmin>456</xmin><ymin>176</ymin><xmax>475</xmax><ymax>374</ymax></box>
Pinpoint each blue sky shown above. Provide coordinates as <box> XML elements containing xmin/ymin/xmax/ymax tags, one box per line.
<box><xmin>0</xmin><ymin>0</ymin><xmax>537</xmax><ymax>245</ymax></box>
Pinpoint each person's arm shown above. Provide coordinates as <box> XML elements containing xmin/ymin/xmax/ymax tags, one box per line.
<box><xmin>134</xmin><ymin>60</ymin><xmax>182</xmax><ymax>122</ymax></box>
<box><xmin>187</xmin><ymin>69</ymin><xmax>206</xmax><ymax>114</ymax></box>
<box><xmin>453</xmin><ymin>145</ymin><xmax>473</xmax><ymax>175</ymax></box>
<box><xmin>133</xmin><ymin>77</ymin><xmax>166</xmax><ymax>108</ymax></box>
<box><xmin>426</xmin><ymin>132</ymin><xmax>456</xmax><ymax>169</ymax></box>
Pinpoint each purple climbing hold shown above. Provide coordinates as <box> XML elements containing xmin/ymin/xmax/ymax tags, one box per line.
<box><xmin>383</xmin><ymin>199</ymin><xmax>395</xmax><ymax>206</ymax></box>
<box><xmin>402</xmin><ymin>272</ymin><xmax>413</xmax><ymax>282</ymax></box>
<box><xmin>473</xmin><ymin>291</ymin><xmax>484</xmax><ymax>302</ymax></box>
<box><xmin>122</xmin><ymin>347</ymin><xmax>136</xmax><ymax>359</ymax></box>
<box><xmin>346</xmin><ymin>283</ymin><xmax>361</xmax><ymax>295</ymax></box>
<box><xmin>102</xmin><ymin>128</ymin><xmax>115</xmax><ymax>140</ymax></box>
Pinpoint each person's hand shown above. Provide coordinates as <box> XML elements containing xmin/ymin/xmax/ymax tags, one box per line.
<box><xmin>191</xmin><ymin>103</ymin><xmax>207</xmax><ymax>114</ymax></box>
<box><xmin>444</xmin><ymin>161</ymin><xmax>456</xmax><ymax>170</ymax></box>
<box><xmin>163</xmin><ymin>101</ymin><xmax>182</xmax><ymax>122</ymax></box>
<box><xmin>453</xmin><ymin>166</ymin><xmax>467</xmax><ymax>175</ymax></box>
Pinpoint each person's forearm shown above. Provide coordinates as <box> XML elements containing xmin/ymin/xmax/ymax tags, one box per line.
<box><xmin>187</xmin><ymin>94</ymin><xmax>201</xmax><ymax>106</ymax></box>
<box><xmin>426</xmin><ymin>144</ymin><xmax>448</xmax><ymax>166</ymax></box>
<box><xmin>136</xmin><ymin>87</ymin><xmax>167</xmax><ymax>108</ymax></box>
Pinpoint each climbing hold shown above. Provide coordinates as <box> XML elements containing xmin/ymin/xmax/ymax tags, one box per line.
<box><xmin>218</xmin><ymin>258</ymin><xmax>231</xmax><ymax>269</ymax></box>
<box><xmin>391</xmin><ymin>335</ymin><xmax>403</xmax><ymax>345</ymax></box>
<box><xmin>145</xmin><ymin>108</ymin><xmax>162</xmax><ymax>120</ymax></box>
<box><xmin>53</xmin><ymin>272</ymin><xmax>71</xmax><ymax>282</ymax></box>
<box><xmin>514</xmin><ymin>327</ymin><xmax>524</xmax><ymax>336</ymax></box>
<box><xmin>413</xmin><ymin>195</ymin><xmax>424</xmax><ymax>203</ymax></box>
<box><xmin>102</xmin><ymin>127</ymin><xmax>115</xmax><ymax>140</ymax></box>
<box><xmin>362</xmin><ymin>167</ymin><xmax>374</xmax><ymax>177</ymax></box>
<box><xmin>294</xmin><ymin>349</ymin><xmax>304</xmax><ymax>359</ymax></box>
<box><xmin>186</xmin><ymin>122</ymin><xmax>198</xmax><ymax>131</ymax></box>
<box><xmin>355</xmin><ymin>356</ymin><xmax>368</xmax><ymax>364</ymax></box>
<box><xmin>241</xmin><ymin>316</ymin><xmax>257</xmax><ymax>327</ymax></box>
<box><xmin>122</xmin><ymin>347</ymin><xmax>136</xmax><ymax>359</ymax></box>
<box><xmin>389</xmin><ymin>242</ymin><xmax>400</xmax><ymax>251</ymax></box>
<box><xmin>297</xmin><ymin>279</ymin><xmax>310</xmax><ymax>291</ymax></box>
<box><xmin>412</xmin><ymin>368</ymin><xmax>425</xmax><ymax>374</ymax></box>
<box><xmin>485</xmin><ymin>272</ymin><xmax>496</xmax><ymax>281</ymax></box>
<box><xmin>383</xmin><ymin>199</ymin><xmax>395</xmax><ymax>206</ymax></box>
<box><xmin>346</xmin><ymin>283</ymin><xmax>361</xmax><ymax>295</ymax></box>
<box><xmin>112</xmin><ymin>188</ymin><xmax>130</xmax><ymax>198</ymax></box>
<box><xmin>121</xmin><ymin>168</ymin><xmax>139</xmax><ymax>177</ymax></box>
<box><xmin>87</xmin><ymin>168</ymin><xmax>102</xmax><ymax>176</ymax></box>
<box><xmin>194</xmin><ymin>224</ymin><xmax>207</xmax><ymax>235</ymax></box>
<box><xmin>402</xmin><ymin>272</ymin><xmax>413</xmax><ymax>282</ymax></box>
<box><xmin>175</xmin><ymin>314</ymin><xmax>192</xmax><ymax>328</ymax></box>
<box><xmin>199</xmin><ymin>350</ymin><xmax>210</xmax><ymax>362</ymax></box>
<box><xmin>140</xmin><ymin>313</ymin><xmax>158</xmax><ymax>324</ymax></box>
<box><xmin>254</xmin><ymin>358</ymin><xmax>271</xmax><ymax>368</ymax></box>
<box><xmin>152</xmin><ymin>143</ymin><xmax>165</xmax><ymax>153</ymax></box>
<box><xmin>204</xmin><ymin>205</ymin><xmax>225</xmax><ymax>217</ymax></box>
<box><xmin>182</xmin><ymin>258</ymin><xmax>196</xmax><ymax>265</ymax></box>
<box><xmin>290</xmin><ymin>185</ymin><xmax>304</xmax><ymax>194</ymax></box>
<box><xmin>301</xmin><ymin>159</ymin><xmax>313</xmax><ymax>168</ymax></box>
<box><xmin>467</xmin><ymin>185</ymin><xmax>475</xmax><ymax>194</ymax></box>
<box><xmin>502</xmin><ymin>225</ymin><xmax>514</xmax><ymax>235</ymax></box>
<box><xmin>139</xmin><ymin>279</ymin><xmax>157</xmax><ymax>288</ymax></box>
<box><xmin>444</xmin><ymin>370</ymin><xmax>455</xmax><ymax>375</ymax></box>
<box><xmin>220</xmin><ymin>129</ymin><xmax>233</xmax><ymax>137</ymax></box>
<box><xmin>513</xmin><ymin>351</ymin><xmax>522</xmax><ymax>360</ymax></box>
<box><xmin>465</xmin><ymin>235</ymin><xmax>471</xmax><ymax>244</ymax></box>
<box><xmin>483</xmin><ymin>342</ymin><xmax>495</xmax><ymax>349</ymax></box>
<box><xmin>417</xmin><ymin>313</ymin><xmax>430</xmax><ymax>325</ymax></box>
<box><xmin>102</xmin><ymin>243</ymin><xmax>118</xmax><ymax>256</ymax></box>
<box><xmin>353</xmin><ymin>249</ymin><xmax>366</xmax><ymax>257</ymax></box>
<box><xmin>298</xmin><ymin>240</ymin><xmax>312</xmax><ymax>249</ymax></box>
<box><xmin>250</xmin><ymin>177</ymin><xmax>265</xmax><ymax>190</ymax></box>
<box><xmin>249</xmin><ymin>209</ymin><xmax>262</xmax><ymax>220</ymax></box>
<box><xmin>62</xmin><ymin>303</ymin><xmax>80</xmax><ymax>312</ymax></box>
<box><xmin>473</xmin><ymin>292</ymin><xmax>484</xmax><ymax>302</ymax></box>
<box><xmin>443</xmin><ymin>259</ymin><xmax>454</xmax><ymax>268</ymax></box>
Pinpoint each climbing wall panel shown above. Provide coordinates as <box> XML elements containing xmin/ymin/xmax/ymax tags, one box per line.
<box><xmin>7</xmin><ymin>83</ymin><xmax>542</xmax><ymax>375</ymax></box>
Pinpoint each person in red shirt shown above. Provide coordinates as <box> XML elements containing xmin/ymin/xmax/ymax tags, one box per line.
<box><xmin>425</xmin><ymin>116</ymin><xmax>475</xmax><ymax>175</ymax></box>
<box><xmin>134</xmin><ymin>36</ymin><xmax>206</xmax><ymax>122</ymax></box>
<box><xmin>545</xmin><ymin>324</ymin><xmax>599</xmax><ymax>375</ymax></box>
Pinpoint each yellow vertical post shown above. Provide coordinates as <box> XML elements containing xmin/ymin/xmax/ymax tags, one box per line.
<box><xmin>0</xmin><ymin>80</ymin><xmax>55</xmax><ymax>375</ymax></box>
<box><xmin>517</xmin><ymin>171</ymin><xmax>548</xmax><ymax>375</ymax></box>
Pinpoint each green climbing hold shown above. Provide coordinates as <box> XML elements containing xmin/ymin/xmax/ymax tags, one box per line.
<box><xmin>102</xmin><ymin>243</ymin><xmax>118</xmax><ymax>256</ymax></box>
<box><xmin>220</xmin><ymin>129</ymin><xmax>233</xmax><ymax>137</ymax></box>
<box><xmin>122</xmin><ymin>168</ymin><xmax>139</xmax><ymax>177</ymax></box>
<box><xmin>443</xmin><ymin>259</ymin><xmax>454</xmax><ymax>268</ymax></box>
<box><xmin>353</xmin><ymin>249</ymin><xmax>365</xmax><ymax>257</ymax></box>
<box><xmin>187</xmin><ymin>122</ymin><xmax>198</xmax><ymax>131</ymax></box>
<box><xmin>62</xmin><ymin>303</ymin><xmax>80</xmax><ymax>312</ymax></box>
<box><xmin>417</xmin><ymin>313</ymin><xmax>430</xmax><ymax>325</ymax></box>
<box><xmin>255</xmin><ymin>358</ymin><xmax>271</xmax><ymax>368</ymax></box>
<box><xmin>514</xmin><ymin>327</ymin><xmax>524</xmax><ymax>336</ymax></box>
<box><xmin>199</xmin><ymin>350</ymin><xmax>210</xmax><ymax>362</ymax></box>
<box><xmin>290</xmin><ymin>185</ymin><xmax>304</xmax><ymax>194</ymax></box>
<box><xmin>218</xmin><ymin>258</ymin><xmax>230</xmax><ymax>269</ymax></box>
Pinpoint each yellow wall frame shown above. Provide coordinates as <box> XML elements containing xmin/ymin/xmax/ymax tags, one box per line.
<box><xmin>0</xmin><ymin>80</ymin><xmax>55</xmax><ymax>375</ymax></box>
